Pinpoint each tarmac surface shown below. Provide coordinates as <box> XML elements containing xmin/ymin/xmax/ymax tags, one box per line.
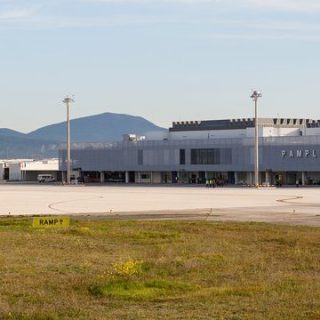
<box><xmin>1</xmin><ymin>184</ymin><xmax>320</xmax><ymax>226</ymax></box>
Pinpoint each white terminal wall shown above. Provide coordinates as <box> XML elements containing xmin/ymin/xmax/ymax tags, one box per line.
<box><xmin>245</xmin><ymin>127</ymin><xmax>301</xmax><ymax>138</ymax></box>
<box><xmin>145</xmin><ymin>131</ymin><xmax>169</xmax><ymax>141</ymax></box>
<box><xmin>169</xmin><ymin>129</ymin><xmax>247</xmax><ymax>140</ymax></box>
<box><xmin>306</xmin><ymin>128</ymin><xmax>320</xmax><ymax>136</ymax></box>
<box><xmin>9</xmin><ymin>163</ymin><xmax>22</xmax><ymax>181</ymax></box>
<box><xmin>0</xmin><ymin>163</ymin><xmax>4</xmax><ymax>180</ymax></box>
<box><xmin>20</xmin><ymin>160</ymin><xmax>59</xmax><ymax>171</ymax></box>
<box><xmin>167</xmin><ymin>127</ymin><xmax>302</xmax><ymax>141</ymax></box>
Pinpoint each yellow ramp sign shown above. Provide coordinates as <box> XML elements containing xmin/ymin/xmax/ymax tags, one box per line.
<box><xmin>33</xmin><ymin>217</ymin><xmax>70</xmax><ymax>228</ymax></box>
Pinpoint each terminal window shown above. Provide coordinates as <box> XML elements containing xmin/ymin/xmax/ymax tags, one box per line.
<box><xmin>191</xmin><ymin>148</ymin><xmax>232</xmax><ymax>165</ymax></box>
<box><xmin>138</xmin><ymin>150</ymin><xmax>143</xmax><ymax>165</ymax></box>
<box><xmin>180</xmin><ymin>149</ymin><xmax>186</xmax><ymax>165</ymax></box>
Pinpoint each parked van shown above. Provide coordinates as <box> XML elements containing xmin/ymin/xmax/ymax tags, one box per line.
<box><xmin>37</xmin><ymin>174</ymin><xmax>55</xmax><ymax>183</ymax></box>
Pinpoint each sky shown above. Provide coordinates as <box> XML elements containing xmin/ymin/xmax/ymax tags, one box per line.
<box><xmin>1</xmin><ymin>0</ymin><xmax>320</xmax><ymax>132</ymax></box>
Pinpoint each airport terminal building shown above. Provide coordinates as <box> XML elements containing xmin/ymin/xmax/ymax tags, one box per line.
<box><xmin>60</xmin><ymin>118</ymin><xmax>320</xmax><ymax>186</ymax></box>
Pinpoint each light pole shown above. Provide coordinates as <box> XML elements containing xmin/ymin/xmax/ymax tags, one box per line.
<box><xmin>63</xmin><ymin>96</ymin><xmax>74</xmax><ymax>184</ymax></box>
<box><xmin>251</xmin><ymin>90</ymin><xmax>262</xmax><ymax>188</ymax></box>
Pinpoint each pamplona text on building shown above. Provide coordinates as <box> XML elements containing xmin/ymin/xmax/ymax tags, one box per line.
<box><xmin>281</xmin><ymin>149</ymin><xmax>319</xmax><ymax>159</ymax></box>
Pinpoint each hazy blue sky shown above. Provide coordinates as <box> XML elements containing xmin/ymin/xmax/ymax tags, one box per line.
<box><xmin>1</xmin><ymin>0</ymin><xmax>320</xmax><ymax>132</ymax></box>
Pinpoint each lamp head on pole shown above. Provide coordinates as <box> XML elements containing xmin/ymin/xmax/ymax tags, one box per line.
<box><xmin>63</xmin><ymin>96</ymin><xmax>75</xmax><ymax>104</ymax></box>
<box><xmin>251</xmin><ymin>90</ymin><xmax>262</xmax><ymax>102</ymax></box>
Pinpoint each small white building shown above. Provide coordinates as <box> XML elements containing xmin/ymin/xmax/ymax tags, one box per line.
<box><xmin>0</xmin><ymin>159</ymin><xmax>60</xmax><ymax>182</ymax></box>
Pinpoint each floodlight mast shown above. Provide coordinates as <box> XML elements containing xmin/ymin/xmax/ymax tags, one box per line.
<box><xmin>63</xmin><ymin>96</ymin><xmax>74</xmax><ymax>185</ymax></box>
<box><xmin>251</xmin><ymin>90</ymin><xmax>262</xmax><ymax>188</ymax></box>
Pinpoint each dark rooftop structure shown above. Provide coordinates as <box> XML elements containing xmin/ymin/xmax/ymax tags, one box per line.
<box><xmin>169</xmin><ymin>118</ymin><xmax>320</xmax><ymax>132</ymax></box>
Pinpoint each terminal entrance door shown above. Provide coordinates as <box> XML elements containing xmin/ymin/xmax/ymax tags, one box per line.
<box><xmin>287</xmin><ymin>173</ymin><xmax>297</xmax><ymax>185</ymax></box>
<box><xmin>198</xmin><ymin>172</ymin><xmax>205</xmax><ymax>184</ymax></box>
<box><xmin>178</xmin><ymin>171</ymin><xmax>188</xmax><ymax>184</ymax></box>
<box><xmin>172</xmin><ymin>171</ymin><xmax>178</xmax><ymax>183</ymax></box>
<box><xmin>228</xmin><ymin>172</ymin><xmax>235</xmax><ymax>184</ymax></box>
<box><xmin>129</xmin><ymin>172</ymin><xmax>135</xmax><ymax>183</ymax></box>
<box><xmin>274</xmin><ymin>173</ymin><xmax>285</xmax><ymax>186</ymax></box>
<box><xmin>4</xmin><ymin>168</ymin><xmax>9</xmax><ymax>180</ymax></box>
<box><xmin>162</xmin><ymin>172</ymin><xmax>172</xmax><ymax>184</ymax></box>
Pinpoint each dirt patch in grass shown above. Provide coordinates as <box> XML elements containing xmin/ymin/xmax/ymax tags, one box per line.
<box><xmin>0</xmin><ymin>217</ymin><xmax>319</xmax><ymax>319</ymax></box>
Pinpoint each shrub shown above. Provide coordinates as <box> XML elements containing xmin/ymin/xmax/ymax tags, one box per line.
<box><xmin>112</xmin><ymin>259</ymin><xmax>143</xmax><ymax>278</ymax></box>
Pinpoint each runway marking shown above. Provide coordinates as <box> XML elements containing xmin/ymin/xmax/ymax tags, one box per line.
<box><xmin>276</xmin><ymin>196</ymin><xmax>304</xmax><ymax>203</ymax></box>
<box><xmin>48</xmin><ymin>195</ymin><xmax>105</xmax><ymax>213</ymax></box>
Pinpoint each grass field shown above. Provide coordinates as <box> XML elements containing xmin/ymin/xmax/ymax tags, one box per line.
<box><xmin>0</xmin><ymin>217</ymin><xmax>320</xmax><ymax>319</ymax></box>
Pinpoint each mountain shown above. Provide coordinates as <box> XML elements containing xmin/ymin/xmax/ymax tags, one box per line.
<box><xmin>0</xmin><ymin>128</ymin><xmax>27</xmax><ymax>139</ymax></box>
<box><xmin>0</xmin><ymin>112</ymin><xmax>166</xmax><ymax>158</ymax></box>
<box><xmin>0</xmin><ymin>134</ymin><xmax>60</xmax><ymax>159</ymax></box>
<box><xmin>28</xmin><ymin>112</ymin><xmax>166</xmax><ymax>142</ymax></box>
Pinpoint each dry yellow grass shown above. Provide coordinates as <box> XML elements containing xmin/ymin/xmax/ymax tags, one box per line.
<box><xmin>0</xmin><ymin>217</ymin><xmax>319</xmax><ymax>319</ymax></box>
